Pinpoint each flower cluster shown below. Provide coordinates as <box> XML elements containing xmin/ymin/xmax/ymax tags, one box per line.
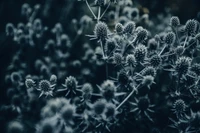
<box><xmin>1</xmin><ymin>0</ymin><xmax>200</xmax><ymax>133</ymax></box>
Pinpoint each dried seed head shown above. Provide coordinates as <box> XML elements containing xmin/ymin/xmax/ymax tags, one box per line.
<box><xmin>118</xmin><ymin>70</ymin><xmax>129</xmax><ymax>85</ymax></box>
<box><xmin>113</xmin><ymin>53</ymin><xmax>123</xmax><ymax>65</ymax></box>
<box><xmin>142</xmin><ymin>66</ymin><xmax>157</xmax><ymax>77</ymax></box>
<box><xmin>136</xmin><ymin>29</ymin><xmax>148</xmax><ymax>43</ymax></box>
<box><xmin>50</xmin><ymin>75</ymin><xmax>57</xmax><ymax>84</ymax></box>
<box><xmin>173</xmin><ymin>99</ymin><xmax>186</xmax><ymax>114</ymax></box>
<box><xmin>185</xmin><ymin>19</ymin><xmax>197</xmax><ymax>35</ymax></box>
<box><xmin>25</xmin><ymin>78</ymin><xmax>35</xmax><ymax>88</ymax></box>
<box><xmin>170</xmin><ymin>16</ymin><xmax>180</xmax><ymax>27</ymax></box>
<box><xmin>101</xmin><ymin>80</ymin><xmax>116</xmax><ymax>101</ymax></box>
<box><xmin>39</xmin><ymin>80</ymin><xmax>52</xmax><ymax>92</ymax></box>
<box><xmin>150</xmin><ymin>54</ymin><xmax>162</xmax><ymax>68</ymax></box>
<box><xmin>165</xmin><ymin>32</ymin><xmax>176</xmax><ymax>45</ymax></box>
<box><xmin>134</xmin><ymin>44</ymin><xmax>147</xmax><ymax>63</ymax></box>
<box><xmin>175</xmin><ymin>57</ymin><xmax>191</xmax><ymax>75</ymax></box>
<box><xmin>142</xmin><ymin>75</ymin><xmax>154</xmax><ymax>87</ymax></box>
<box><xmin>93</xmin><ymin>99</ymin><xmax>107</xmax><ymax>115</ymax></box>
<box><xmin>123</xmin><ymin>21</ymin><xmax>136</xmax><ymax>34</ymax></box>
<box><xmin>115</xmin><ymin>23</ymin><xmax>124</xmax><ymax>34</ymax></box>
<box><xmin>105</xmin><ymin>103</ymin><xmax>116</xmax><ymax>117</ymax></box>
<box><xmin>94</xmin><ymin>22</ymin><xmax>108</xmax><ymax>40</ymax></box>
<box><xmin>65</xmin><ymin>76</ymin><xmax>77</xmax><ymax>90</ymax></box>
<box><xmin>126</xmin><ymin>54</ymin><xmax>137</xmax><ymax>67</ymax></box>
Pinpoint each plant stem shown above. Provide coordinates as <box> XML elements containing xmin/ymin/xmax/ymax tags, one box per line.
<box><xmin>85</xmin><ymin>0</ymin><xmax>97</xmax><ymax>19</ymax></box>
<box><xmin>100</xmin><ymin>2</ymin><xmax>111</xmax><ymax>19</ymax></box>
<box><xmin>116</xmin><ymin>84</ymin><xmax>141</xmax><ymax>110</ymax></box>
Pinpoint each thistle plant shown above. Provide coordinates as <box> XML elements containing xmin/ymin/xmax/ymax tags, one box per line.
<box><xmin>1</xmin><ymin>1</ymin><xmax>200</xmax><ymax>133</ymax></box>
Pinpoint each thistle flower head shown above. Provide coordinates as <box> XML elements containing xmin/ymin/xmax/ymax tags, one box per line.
<box><xmin>126</xmin><ymin>54</ymin><xmax>137</xmax><ymax>67</ymax></box>
<box><xmin>65</xmin><ymin>76</ymin><xmax>77</xmax><ymax>90</ymax></box>
<box><xmin>93</xmin><ymin>99</ymin><xmax>107</xmax><ymax>115</ymax></box>
<box><xmin>115</xmin><ymin>23</ymin><xmax>124</xmax><ymax>34</ymax></box>
<box><xmin>25</xmin><ymin>78</ymin><xmax>35</xmax><ymax>88</ymax></box>
<box><xmin>185</xmin><ymin>19</ymin><xmax>197</xmax><ymax>35</ymax></box>
<box><xmin>150</xmin><ymin>54</ymin><xmax>162</xmax><ymax>68</ymax></box>
<box><xmin>113</xmin><ymin>53</ymin><xmax>123</xmax><ymax>65</ymax></box>
<box><xmin>123</xmin><ymin>21</ymin><xmax>136</xmax><ymax>34</ymax></box>
<box><xmin>105</xmin><ymin>103</ymin><xmax>116</xmax><ymax>118</ymax></box>
<box><xmin>134</xmin><ymin>44</ymin><xmax>147</xmax><ymax>63</ymax></box>
<box><xmin>141</xmin><ymin>66</ymin><xmax>157</xmax><ymax>77</ymax></box>
<box><xmin>142</xmin><ymin>75</ymin><xmax>155</xmax><ymax>88</ymax></box>
<box><xmin>164</xmin><ymin>32</ymin><xmax>176</xmax><ymax>45</ymax></box>
<box><xmin>101</xmin><ymin>80</ymin><xmax>116</xmax><ymax>101</ymax></box>
<box><xmin>136</xmin><ymin>28</ymin><xmax>148</xmax><ymax>43</ymax></box>
<box><xmin>172</xmin><ymin>99</ymin><xmax>186</xmax><ymax>115</ymax></box>
<box><xmin>118</xmin><ymin>70</ymin><xmax>129</xmax><ymax>85</ymax></box>
<box><xmin>94</xmin><ymin>21</ymin><xmax>108</xmax><ymax>40</ymax></box>
<box><xmin>170</xmin><ymin>16</ymin><xmax>180</xmax><ymax>27</ymax></box>
<box><xmin>175</xmin><ymin>56</ymin><xmax>191</xmax><ymax>75</ymax></box>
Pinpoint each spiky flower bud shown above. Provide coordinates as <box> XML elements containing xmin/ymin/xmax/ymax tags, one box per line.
<box><xmin>173</xmin><ymin>99</ymin><xmax>186</xmax><ymax>114</ymax></box>
<box><xmin>136</xmin><ymin>29</ymin><xmax>148</xmax><ymax>43</ymax></box>
<box><xmin>39</xmin><ymin>80</ymin><xmax>52</xmax><ymax>92</ymax></box>
<box><xmin>126</xmin><ymin>54</ymin><xmax>137</xmax><ymax>67</ymax></box>
<box><xmin>175</xmin><ymin>46</ymin><xmax>185</xmax><ymax>55</ymax></box>
<box><xmin>142</xmin><ymin>66</ymin><xmax>157</xmax><ymax>77</ymax></box>
<box><xmin>150</xmin><ymin>54</ymin><xmax>162</xmax><ymax>68</ymax></box>
<box><xmin>93</xmin><ymin>99</ymin><xmax>107</xmax><ymax>115</ymax></box>
<box><xmin>50</xmin><ymin>75</ymin><xmax>57</xmax><ymax>84</ymax></box>
<box><xmin>6</xmin><ymin>23</ymin><xmax>15</xmax><ymax>36</ymax></box>
<box><xmin>105</xmin><ymin>103</ymin><xmax>116</xmax><ymax>117</ymax></box>
<box><xmin>65</xmin><ymin>76</ymin><xmax>77</xmax><ymax>90</ymax></box>
<box><xmin>185</xmin><ymin>19</ymin><xmax>197</xmax><ymax>35</ymax></box>
<box><xmin>105</xmin><ymin>38</ymin><xmax>116</xmax><ymax>54</ymax></box>
<box><xmin>148</xmin><ymin>38</ymin><xmax>159</xmax><ymax>51</ymax></box>
<box><xmin>123</xmin><ymin>21</ymin><xmax>136</xmax><ymax>34</ymax></box>
<box><xmin>195</xmin><ymin>33</ymin><xmax>200</xmax><ymax>41</ymax></box>
<box><xmin>25</xmin><ymin>78</ymin><xmax>35</xmax><ymax>88</ymax></box>
<box><xmin>101</xmin><ymin>80</ymin><xmax>116</xmax><ymax>101</ymax></box>
<box><xmin>82</xmin><ymin>83</ymin><xmax>93</xmax><ymax>100</ymax></box>
<box><xmin>134</xmin><ymin>44</ymin><xmax>147</xmax><ymax>62</ymax></box>
<box><xmin>115</xmin><ymin>23</ymin><xmax>124</xmax><ymax>34</ymax></box>
<box><xmin>82</xmin><ymin>83</ymin><xmax>93</xmax><ymax>95</ymax></box>
<box><xmin>190</xmin><ymin>63</ymin><xmax>200</xmax><ymax>76</ymax></box>
<box><xmin>118</xmin><ymin>70</ymin><xmax>129</xmax><ymax>85</ymax></box>
<box><xmin>175</xmin><ymin>57</ymin><xmax>191</xmax><ymax>75</ymax></box>
<box><xmin>60</xmin><ymin>104</ymin><xmax>76</xmax><ymax>120</ymax></box>
<box><xmin>138</xmin><ymin>97</ymin><xmax>150</xmax><ymax>111</ymax></box>
<box><xmin>94</xmin><ymin>22</ymin><xmax>108</xmax><ymax>40</ymax></box>
<box><xmin>170</xmin><ymin>16</ymin><xmax>180</xmax><ymax>27</ymax></box>
<box><xmin>142</xmin><ymin>75</ymin><xmax>154</xmax><ymax>87</ymax></box>
<box><xmin>165</xmin><ymin>32</ymin><xmax>176</xmax><ymax>45</ymax></box>
<box><xmin>113</xmin><ymin>53</ymin><xmax>123</xmax><ymax>65</ymax></box>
